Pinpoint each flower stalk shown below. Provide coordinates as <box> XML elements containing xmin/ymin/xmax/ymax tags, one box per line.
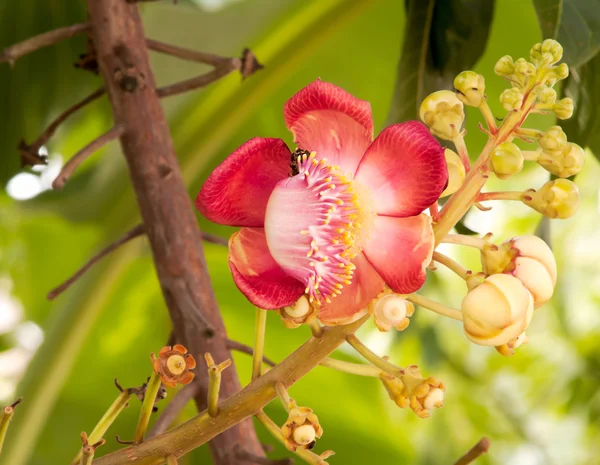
<box><xmin>205</xmin><ymin>353</ymin><xmax>232</xmax><ymax>417</ymax></box>
<box><xmin>479</xmin><ymin>98</ymin><xmax>497</xmax><ymax>134</ymax></box>
<box><xmin>345</xmin><ymin>334</ymin><xmax>404</xmax><ymax>378</ymax></box>
<box><xmin>452</xmin><ymin>131</ymin><xmax>470</xmax><ymax>171</ymax></box>
<box><xmin>79</xmin><ymin>432</ymin><xmax>105</xmax><ymax>465</ymax></box>
<box><xmin>275</xmin><ymin>382</ymin><xmax>295</xmax><ymax>412</ymax></box>
<box><xmin>477</xmin><ymin>191</ymin><xmax>524</xmax><ymax>202</ymax></box>
<box><xmin>319</xmin><ymin>358</ymin><xmax>383</xmax><ymax>377</ymax></box>
<box><xmin>432</xmin><ymin>251</ymin><xmax>470</xmax><ymax>280</ymax></box>
<box><xmin>406</xmin><ymin>294</ymin><xmax>463</xmax><ymax>321</ymax></box>
<box><xmin>133</xmin><ymin>372</ymin><xmax>162</xmax><ymax>444</ymax></box>
<box><xmin>307</xmin><ymin>319</ymin><xmax>323</xmax><ymax>338</ymax></box>
<box><xmin>441</xmin><ymin>234</ymin><xmax>488</xmax><ymax>250</ymax></box>
<box><xmin>0</xmin><ymin>398</ymin><xmax>22</xmax><ymax>455</ymax></box>
<box><xmin>253</xmin><ymin>307</ymin><xmax>268</xmax><ymax>380</ymax></box>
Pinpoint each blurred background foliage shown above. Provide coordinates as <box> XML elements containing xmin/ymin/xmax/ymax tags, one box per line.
<box><xmin>1</xmin><ymin>0</ymin><xmax>600</xmax><ymax>464</ymax></box>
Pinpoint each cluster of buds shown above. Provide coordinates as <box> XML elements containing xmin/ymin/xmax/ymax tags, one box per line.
<box><xmin>369</xmin><ymin>291</ymin><xmax>414</xmax><ymax>332</ymax></box>
<box><xmin>380</xmin><ymin>365</ymin><xmax>445</xmax><ymax>418</ymax></box>
<box><xmin>419</xmin><ymin>90</ymin><xmax>465</xmax><ymax>140</ymax></box>
<box><xmin>527</xmin><ymin>126</ymin><xmax>585</xmax><ymax>179</ymax></box>
<box><xmin>281</xmin><ymin>402</ymin><xmax>323</xmax><ymax>451</ymax></box>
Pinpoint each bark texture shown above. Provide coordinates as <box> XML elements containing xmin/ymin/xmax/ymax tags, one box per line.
<box><xmin>84</xmin><ymin>1</ymin><xmax>265</xmax><ymax>463</ymax></box>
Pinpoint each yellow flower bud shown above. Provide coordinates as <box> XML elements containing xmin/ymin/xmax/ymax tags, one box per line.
<box><xmin>530</xmin><ymin>39</ymin><xmax>563</xmax><ymax>66</ymax></box>
<box><xmin>553</xmin><ymin>97</ymin><xmax>574</xmax><ymax>119</ymax></box>
<box><xmin>538</xmin><ymin>126</ymin><xmax>567</xmax><ymax>155</ymax></box>
<box><xmin>514</xmin><ymin>58</ymin><xmax>536</xmax><ymax>77</ymax></box>
<box><xmin>440</xmin><ymin>148</ymin><xmax>465</xmax><ymax>197</ymax></box>
<box><xmin>371</xmin><ymin>293</ymin><xmax>415</xmax><ymax>332</ymax></box>
<box><xmin>494</xmin><ymin>55</ymin><xmax>515</xmax><ymax>77</ymax></box>
<box><xmin>522</xmin><ymin>178</ymin><xmax>580</xmax><ymax>219</ymax></box>
<box><xmin>536</xmin><ymin>86</ymin><xmax>557</xmax><ymax>105</ymax></box>
<box><xmin>454</xmin><ymin>71</ymin><xmax>486</xmax><ymax>107</ymax></box>
<box><xmin>500</xmin><ymin>88</ymin><xmax>524</xmax><ymax>112</ymax></box>
<box><xmin>553</xmin><ymin>63</ymin><xmax>569</xmax><ymax>80</ymax></box>
<box><xmin>461</xmin><ymin>274</ymin><xmax>534</xmax><ymax>346</ymax></box>
<box><xmin>490</xmin><ymin>142</ymin><xmax>524</xmax><ymax>179</ymax></box>
<box><xmin>538</xmin><ymin>142</ymin><xmax>585</xmax><ymax>178</ymax></box>
<box><xmin>419</xmin><ymin>90</ymin><xmax>465</xmax><ymax>140</ymax></box>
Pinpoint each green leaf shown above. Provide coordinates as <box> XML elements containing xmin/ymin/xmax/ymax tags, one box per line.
<box><xmin>387</xmin><ymin>0</ymin><xmax>495</xmax><ymax>124</ymax></box>
<box><xmin>532</xmin><ymin>0</ymin><xmax>562</xmax><ymax>39</ymax></box>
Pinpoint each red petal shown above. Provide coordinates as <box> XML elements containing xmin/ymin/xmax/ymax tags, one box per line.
<box><xmin>284</xmin><ymin>80</ymin><xmax>373</xmax><ymax>175</ymax></box>
<box><xmin>363</xmin><ymin>215</ymin><xmax>434</xmax><ymax>294</ymax></box>
<box><xmin>354</xmin><ymin>122</ymin><xmax>448</xmax><ymax>217</ymax></box>
<box><xmin>229</xmin><ymin>227</ymin><xmax>305</xmax><ymax>309</ymax></box>
<box><xmin>172</xmin><ymin>344</ymin><xmax>187</xmax><ymax>354</ymax></box>
<box><xmin>196</xmin><ymin>138</ymin><xmax>291</xmax><ymax>227</ymax></box>
<box><xmin>317</xmin><ymin>253</ymin><xmax>385</xmax><ymax>326</ymax></box>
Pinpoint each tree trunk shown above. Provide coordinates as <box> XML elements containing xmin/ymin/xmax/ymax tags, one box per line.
<box><xmin>84</xmin><ymin>1</ymin><xmax>265</xmax><ymax>463</ymax></box>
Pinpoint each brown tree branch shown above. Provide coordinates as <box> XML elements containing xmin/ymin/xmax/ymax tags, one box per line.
<box><xmin>156</xmin><ymin>65</ymin><xmax>239</xmax><ymax>98</ymax></box>
<box><xmin>147</xmin><ymin>382</ymin><xmax>200</xmax><ymax>438</ymax></box>
<box><xmin>453</xmin><ymin>438</ymin><xmax>491</xmax><ymax>465</ymax></box>
<box><xmin>146</xmin><ymin>39</ymin><xmax>232</xmax><ymax>67</ymax></box>
<box><xmin>235</xmin><ymin>445</ymin><xmax>294</xmax><ymax>465</ymax></box>
<box><xmin>84</xmin><ymin>1</ymin><xmax>266</xmax><ymax>464</ymax></box>
<box><xmin>226</xmin><ymin>339</ymin><xmax>277</xmax><ymax>367</ymax></box>
<box><xmin>0</xmin><ymin>23</ymin><xmax>91</xmax><ymax>65</ymax></box>
<box><xmin>52</xmin><ymin>124</ymin><xmax>125</xmax><ymax>190</ymax></box>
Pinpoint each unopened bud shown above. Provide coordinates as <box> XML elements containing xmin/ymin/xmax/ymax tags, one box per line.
<box><xmin>279</xmin><ymin>295</ymin><xmax>315</xmax><ymax>329</ymax></box>
<box><xmin>281</xmin><ymin>405</ymin><xmax>323</xmax><ymax>451</ymax></box>
<box><xmin>454</xmin><ymin>71</ymin><xmax>486</xmax><ymax>107</ymax></box>
<box><xmin>500</xmin><ymin>88</ymin><xmax>524</xmax><ymax>112</ymax></box>
<box><xmin>419</xmin><ymin>90</ymin><xmax>465</xmax><ymax>140</ymax></box>
<box><xmin>397</xmin><ymin>365</ymin><xmax>445</xmax><ymax>418</ymax></box>
<box><xmin>553</xmin><ymin>97</ymin><xmax>574</xmax><ymax>119</ymax></box>
<box><xmin>490</xmin><ymin>142</ymin><xmax>524</xmax><ymax>179</ymax></box>
<box><xmin>514</xmin><ymin>58</ymin><xmax>536</xmax><ymax>77</ymax></box>
<box><xmin>494</xmin><ymin>55</ymin><xmax>515</xmax><ymax>77</ymax></box>
<box><xmin>538</xmin><ymin>126</ymin><xmax>567</xmax><ymax>155</ymax></box>
<box><xmin>522</xmin><ymin>178</ymin><xmax>580</xmax><ymax>219</ymax></box>
<box><xmin>536</xmin><ymin>86</ymin><xmax>557</xmax><ymax>105</ymax></box>
<box><xmin>371</xmin><ymin>293</ymin><xmax>414</xmax><ymax>332</ymax></box>
<box><xmin>538</xmin><ymin>142</ymin><xmax>585</xmax><ymax>178</ymax></box>
<box><xmin>441</xmin><ymin>148</ymin><xmax>465</xmax><ymax>197</ymax></box>
<box><xmin>530</xmin><ymin>39</ymin><xmax>563</xmax><ymax>66</ymax></box>
<box><xmin>462</xmin><ymin>274</ymin><xmax>534</xmax><ymax>346</ymax></box>
<box><xmin>553</xmin><ymin>63</ymin><xmax>569</xmax><ymax>80</ymax></box>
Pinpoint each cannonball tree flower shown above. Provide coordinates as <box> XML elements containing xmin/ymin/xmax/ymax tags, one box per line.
<box><xmin>196</xmin><ymin>81</ymin><xmax>448</xmax><ymax>325</ymax></box>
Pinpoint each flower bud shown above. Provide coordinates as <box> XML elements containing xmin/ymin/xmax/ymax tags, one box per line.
<box><xmin>553</xmin><ymin>97</ymin><xmax>574</xmax><ymax>119</ymax></box>
<box><xmin>500</xmin><ymin>88</ymin><xmax>523</xmax><ymax>112</ymax></box>
<box><xmin>490</xmin><ymin>142</ymin><xmax>524</xmax><ymax>179</ymax></box>
<box><xmin>371</xmin><ymin>293</ymin><xmax>414</xmax><ymax>332</ymax></box>
<box><xmin>514</xmin><ymin>58</ymin><xmax>536</xmax><ymax>77</ymax></box>
<box><xmin>530</xmin><ymin>40</ymin><xmax>563</xmax><ymax>66</ymax></box>
<box><xmin>419</xmin><ymin>90</ymin><xmax>465</xmax><ymax>140</ymax></box>
<box><xmin>522</xmin><ymin>179</ymin><xmax>580</xmax><ymax>219</ymax></box>
<box><xmin>281</xmin><ymin>405</ymin><xmax>323</xmax><ymax>451</ymax></box>
<box><xmin>553</xmin><ymin>63</ymin><xmax>569</xmax><ymax>80</ymax></box>
<box><xmin>440</xmin><ymin>149</ymin><xmax>465</xmax><ymax>197</ymax></box>
<box><xmin>462</xmin><ymin>274</ymin><xmax>534</xmax><ymax>346</ymax></box>
<box><xmin>278</xmin><ymin>295</ymin><xmax>315</xmax><ymax>329</ymax></box>
<box><xmin>454</xmin><ymin>71</ymin><xmax>486</xmax><ymax>107</ymax></box>
<box><xmin>496</xmin><ymin>332</ymin><xmax>528</xmax><ymax>356</ymax></box>
<box><xmin>538</xmin><ymin>142</ymin><xmax>585</xmax><ymax>178</ymax></box>
<box><xmin>494</xmin><ymin>55</ymin><xmax>515</xmax><ymax>76</ymax></box>
<box><xmin>535</xmin><ymin>86</ymin><xmax>557</xmax><ymax>105</ymax></box>
<box><xmin>538</xmin><ymin>126</ymin><xmax>567</xmax><ymax>155</ymax></box>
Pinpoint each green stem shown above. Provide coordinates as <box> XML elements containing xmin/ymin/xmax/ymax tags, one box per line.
<box><xmin>522</xmin><ymin>150</ymin><xmax>541</xmax><ymax>161</ymax></box>
<box><xmin>275</xmin><ymin>382</ymin><xmax>294</xmax><ymax>412</ymax></box>
<box><xmin>133</xmin><ymin>372</ymin><xmax>162</xmax><ymax>444</ymax></box>
<box><xmin>452</xmin><ymin>132</ymin><xmax>470</xmax><ymax>171</ymax></box>
<box><xmin>406</xmin><ymin>294</ymin><xmax>463</xmax><ymax>321</ymax></box>
<box><xmin>432</xmin><ymin>251</ymin><xmax>470</xmax><ymax>280</ymax></box>
<box><xmin>253</xmin><ymin>308</ymin><xmax>267</xmax><ymax>380</ymax></box>
<box><xmin>0</xmin><ymin>398</ymin><xmax>21</xmax><ymax>455</ymax></box>
<box><xmin>477</xmin><ymin>191</ymin><xmax>523</xmax><ymax>202</ymax></box>
<box><xmin>72</xmin><ymin>391</ymin><xmax>132</xmax><ymax>464</ymax></box>
<box><xmin>479</xmin><ymin>98</ymin><xmax>497</xmax><ymax>134</ymax></box>
<box><xmin>345</xmin><ymin>335</ymin><xmax>404</xmax><ymax>378</ymax></box>
<box><xmin>441</xmin><ymin>234</ymin><xmax>488</xmax><ymax>250</ymax></box>
<box><xmin>319</xmin><ymin>358</ymin><xmax>382</xmax><ymax>377</ymax></box>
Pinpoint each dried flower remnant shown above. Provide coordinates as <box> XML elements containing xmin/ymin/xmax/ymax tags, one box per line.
<box><xmin>370</xmin><ymin>292</ymin><xmax>414</xmax><ymax>332</ymax></box>
<box><xmin>281</xmin><ymin>404</ymin><xmax>323</xmax><ymax>451</ymax></box>
<box><xmin>278</xmin><ymin>295</ymin><xmax>316</xmax><ymax>329</ymax></box>
<box><xmin>151</xmin><ymin>344</ymin><xmax>196</xmax><ymax>388</ymax></box>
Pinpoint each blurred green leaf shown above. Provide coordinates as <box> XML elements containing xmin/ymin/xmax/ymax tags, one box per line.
<box><xmin>532</xmin><ymin>0</ymin><xmax>562</xmax><ymax>39</ymax></box>
<box><xmin>387</xmin><ymin>0</ymin><xmax>495</xmax><ymax>124</ymax></box>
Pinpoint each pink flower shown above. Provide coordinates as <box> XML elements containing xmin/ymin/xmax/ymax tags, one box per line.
<box><xmin>196</xmin><ymin>81</ymin><xmax>448</xmax><ymax>325</ymax></box>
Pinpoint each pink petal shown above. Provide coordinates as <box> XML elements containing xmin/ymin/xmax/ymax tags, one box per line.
<box><xmin>229</xmin><ymin>227</ymin><xmax>305</xmax><ymax>309</ymax></box>
<box><xmin>363</xmin><ymin>214</ymin><xmax>434</xmax><ymax>294</ymax></box>
<box><xmin>196</xmin><ymin>138</ymin><xmax>291</xmax><ymax>227</ymax></box>
<box><xmin>284</xmin><ymin>80</ymin><xmax>374</xmax><ymax>175</ymax></box>
<box><xmin>318</xmin><ymin>253</ymin><xmax>385</xmax><ymax>326</ymax></box>
<box><xmin>354</xmin><ymin>121</ymin><xmax>448</xmax><ymax>217</ymax></box>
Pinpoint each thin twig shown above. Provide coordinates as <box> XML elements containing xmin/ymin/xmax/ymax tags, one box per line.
<box><xmin>0</xmin><ymin>23</ymin><xmax>91</xmax><ymax>65</ymax></box>
<box><xmin>235</xmin><ymin>445</ymin><xmax>294</xmax><ymax>465</ymax></box>
<box><xmin>201</xmin><ymin>232</ymin><xmax>228</xmax><ymax>247</ymax></box>
<box><xmin>226</xmin><ymin>340</ymin><xmax>276</xmax><ymax>367</ymax></box>
<box><xmin>19</xmin><ymin>88</ymin><xmax>105</xmax><ymax>166</ymax></box>
<box><xmin>453</xmin><ymin>438</ymin><xmax>490</xmax><ymax>465</ymax></box>
<box><xmin>156</xmin><ymin>65</ymin><xmax>238</xmax><ymax>98</ymax></box>
<box><xmin>146</xmin><ymin>39</ymin><xmax>232</xmax><ymax>67</ymax></box>
<box><xmin>147</xmin><ymin>382</ymin><xmax>201</xmax><ymax>438</ymax></box>
<box><xmin>47</xmin><ymin>224</ymin><xmax>145</xmax><ymax>301</ymax></box>
<box><xmin>52</xmin><ymin>124</ymin><xmax>125</xmax><ymax>190</ymax></box>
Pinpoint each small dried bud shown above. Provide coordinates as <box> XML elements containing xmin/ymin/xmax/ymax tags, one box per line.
<box><xmin>538</xmin><ymin>126</ymin><xmax>567</xmax><ymax>155</ymax></box>
<box><xmin>538</xmin><ymin>142</ymin><xmax>585</xmax><ymax>178</ymax></box>
<box><xmin>553</xmin><ymin>97</ymin><xmax>574</xmax><ymax>119</ymax></box>
<box><xmin>494</xmin><ymin>55</ymin><xmax>515</xmax><ymax>76</ymax></box>
<box><xmin>419</xmin><ymin>90</ymin><xmax>465</xmax><ymax>140</ymax></box>
<box><xmin>454</xmin><ymin>71</ymin><xmax>486</xmax><ymax>107</ymax></box>
<box><xmin>151</xmin><ymin>345</ymin><xmax>196</xmax><ymax>388</ymax></box>
<box><xmin>522</xmin><ymin>179</ymin><xmax>580</xmax><ymax>219</ymax></box>
<box><xmin>490</xmin><ymin>142</ymin><xmax>524</xmax><ymax>179</ymax></box>
<box><xmin>462</xmin><ymin>274</ymin><xmax>534</xmax><ymax>346</ymax></box>
<box><xmin>496</xmin><ymin>332</ymin><xmax>529</xmax><ymax>357</ymax></box>
<box><xmin>530</xmin><ymin>39</ymin><xmax>563</xmax><ymax>66</ymax></box>
<box><xmin>278</xmin><ymin>295</ymin><xmax>315</xmax><ymax>329</ymax></box>
<box><xmin>535</xmin><ymin>86</ymin><xmax>557</xmax><ymax>105</ymax></box>
<box><xmin>514</xmin><ymin>58</ymin><xmax>536</xmax><ymax>77</ymax></box>
<box><xmin>281</xmin><ymin>405</ymin><xmax>323</xmax><ymax>451</ymax></box>
<box><xmin>441</xmin><ymin>148</ymin><xmax>465</xmax><ymax>197</ymax></box>
<box><xmin>370</xmin><ymin>292</ymin><xmax>414</xmax><ymax>332</ymax></box>
<box><xmin>500</xmin><ymin>88</ymin><xmax>524</xmax><ymax>112</ymax></box>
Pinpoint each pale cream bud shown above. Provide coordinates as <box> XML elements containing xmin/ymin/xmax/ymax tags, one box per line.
<box><xmin>500</xmin><ymin>88</ymin><xmax>524</xmax><ymax>112</ymax></box>
<box><xmin>462</xmin><ymin>274</ymin><xmax>534</xmax><ymax>346</ymax></box>
<box><xmin>371</xmin><ymin>293</ymin><xmax>414</xmax><ymax>332</ymax></box>
<box><xmin>454</xmin><ymin>71</ymin><xmax>486</xmax><ymax>107</ymax></box>
<box><xmin>515</xmin><ymin>58</ymin><xmax>536</xmax><ymax>77</ymax></box>
<box><xmin>293</xmin><ymin>425</ymin><xmax>316</xmax><ymax>445</ymax></box>
<box><xmin>530</xmin><ymin>40</ymin><xmax>563</xmax><ymax>66</ymax></box>
<box><xmin>284</xmin><ymin>295</ymin><xmax>310</xmax><ymax>318</ymax></box>
<box><xmin>538</xmin><ymin>126</ymin><xmax>567</xmax><ymax>155</ymax></box>
<box><xmin>423</xmin><ymin>388</ymin><xmax>444</xmax><ymax>410</ymax></box>
<box><xmin>522</xmin><ymin>179</ymin><xmax>580</xmax><ymax>219</ymax></box>
<box><xmin>536</xmin><ymin>86</ymin><xmax>557</xmax><ymax>105</ymax></box>
<box><xmin>538</xmin><ymin>142</ymin><xmax>585</xmax><ymax>178</ymax></box>
<box><xmin>279</xmin><ymin>295</ymin><xmax>315</xmax><ymax>329</ymax></box>
<box><xmin>490</xmin><ymin>142</ymin><xmax>524</xmax><ymax>179</ymax></box>
<box><xmin>553</xmin><ymin>97</ymin><xmax>574</xmax><ymax>119</ymax></box>
<box><xmin>419</xmin><ymin>90</ymin><xmax>465</xmax><ymax>140</ymax></box>
<box><xmin>495</xmin><ymin>55</ymin><xmax>515</xmax><ymax>76</ymax></box>
<box><xmin>440</xmin><ymin>148</ymin><xmax>465</xmax><ymax>197</ymax></box>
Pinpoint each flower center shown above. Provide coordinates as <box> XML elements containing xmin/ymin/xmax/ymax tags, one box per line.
<box><xmin>265</xmin><ymin>152</ymin><xmax>374</xmax><ymax>305</ymax></box>
<box><xmin>166</xmin><ymin>354</ymin><xmax>187</xmax><ymax>375</ymax></box>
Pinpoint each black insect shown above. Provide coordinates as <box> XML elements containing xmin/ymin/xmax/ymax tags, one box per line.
<box><xmin>291</xmin><ymin>148</ymin><xmax>311</xmax><ymax>176</ymax></box>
